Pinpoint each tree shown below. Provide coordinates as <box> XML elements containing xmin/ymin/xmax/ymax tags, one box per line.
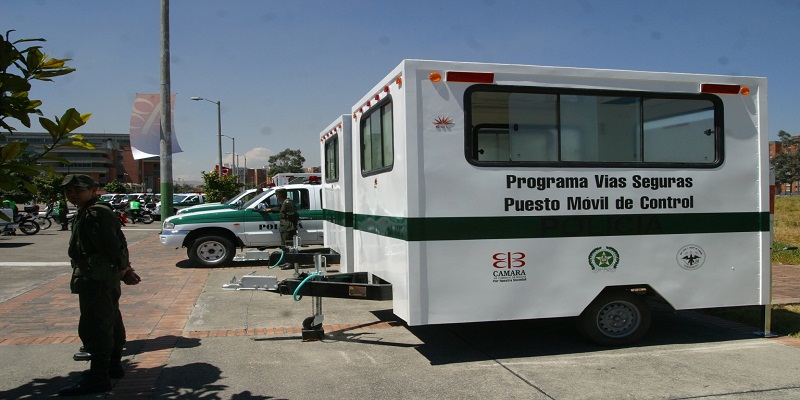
<box><xmin>103</xmin><ymin>180</ymin><xmax>127</xmax><ymax>194</ymax></box>
<box><xmin>267</xmin><ymin>148</ymin><xmax>305</xmax><ymax>176</ymax></box>
<box><xmin>33</xmin><ymin>171</ymin><xmax>64</xmax><ymax>206</ymax></box>
<box><xmin>771</xmin><ymin>130</ymin><xmax>800</xmax><ymax>194</ymax></box>
<box><xmin>200</xmin><ymin>171</ymin><xmax>241</xmax><ymax>202</ymax></box>
<box><xmin>0</xmin><ymin>29</ymin><xmax>94</xmax><ymax>219</ymax></box>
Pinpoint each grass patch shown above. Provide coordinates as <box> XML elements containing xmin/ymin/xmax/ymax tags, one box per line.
<box><xmin>772</xmin><ymin>241</ymin><xmax>800</xmax><ymax>264</ymax></box>
<box><xmin>702</xmin><ymin>305</ymin><xmax>800</xmax><ymax>338</ymax></box>
<box><xmin>774</xmin><ymin>196</ymin><xmax>800</xmax><ymax>261</ymax></box>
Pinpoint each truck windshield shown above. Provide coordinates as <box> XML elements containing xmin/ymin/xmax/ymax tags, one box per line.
<box><xmin>242</xmin><ymin>191</ymin><xmax>270</xmax><ymax>209</ymax></box>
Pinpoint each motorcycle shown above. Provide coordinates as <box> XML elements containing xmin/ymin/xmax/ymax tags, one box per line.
<box><xmin>24</xmin><ymin>204</ymin><xmax>53</xmax><ymax>230</ymax></box>
<box><xmin>128</xmin><ymin>208</ymin><xmax>154</xmax><ymax>224</ymax></box>
<box><xmin>113</xmin><ymin>208</ymin><xmax>129</xmax><ymax>226</ymax></box>
<box><xmin>1</xmin><ymin>212</ymin><xmax>40</xmax><ymax>235</ymax></box>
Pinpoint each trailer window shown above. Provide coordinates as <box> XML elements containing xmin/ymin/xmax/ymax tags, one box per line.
<box><xmin>324</xmin><ymin>135</ymin><xmax>339</xmax><ymax>183</ymax></box>
<box><xmin>466</xmin><ymin>86</ymin><xmax>722</xmax><ymax>168</ymax></box>
<box><xmin>361</xmin><ymin>99</ymin><xmax>394</xmax><ymax>175</ymax></box>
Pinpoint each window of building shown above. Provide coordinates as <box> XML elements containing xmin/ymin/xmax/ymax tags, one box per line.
<box><xmin>466</xmin><ymin>85</ymin><xmax>722</xmax><ymax>168</ymax></box>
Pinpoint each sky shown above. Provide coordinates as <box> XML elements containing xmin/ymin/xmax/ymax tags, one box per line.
<box><xmin>3</xmin><ymin>0</ymin><xmax>800</xmax><ymax>184</ymax></box>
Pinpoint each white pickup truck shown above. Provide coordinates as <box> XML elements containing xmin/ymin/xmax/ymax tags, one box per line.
<box><xmin>159</xmin><ymin>184</ymin><xmax>323</xmax><ymax>267</ymax></box>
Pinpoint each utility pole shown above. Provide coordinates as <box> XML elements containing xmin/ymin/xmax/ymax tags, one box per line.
<box><xmin>159</xmin><ymin>0</ymin><xmax>174</xmax><ymax>221</ymax></box>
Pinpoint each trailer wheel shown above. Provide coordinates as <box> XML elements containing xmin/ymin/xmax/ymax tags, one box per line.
<box><xmin>578</xmin><ymin>290</ymin><xmax>651</xmax><ymax>345</ymax></box>
<box><xmin>188</xmin><ymin>235</ymin><xmax>235</xmax><ymax>267</ymax></box>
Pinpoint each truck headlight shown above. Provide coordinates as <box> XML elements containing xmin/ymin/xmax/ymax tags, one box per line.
<box><xmin>163</xmin><ymin>221</ymin><xmax>175</xmax><ymax>229</ymax></box>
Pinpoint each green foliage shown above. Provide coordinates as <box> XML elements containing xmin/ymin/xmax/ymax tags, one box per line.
<box><xmin>200</xmin><ymin>170</ymin><xmax>241</xmax><ymax>202</ymax></box>
<box><xmin>771</xmin><ymin>130</ymin><xmax>800</xmax><ymax>191</ymax></box>
<box><xmin>267</xmin><ymin>148</ymin><xmax>305</xmax><ymax>175</ymax></box>
<box><xmin>0</xmin><ymin>29</ymin><xmax>95</xmax><ymax>221</ymax></box>
<box><xmin>32</xmin><ymin>171</ymin><xmax>64</xmax><ymax>206</ymax></box>
<box><xmin>103</xmin><ymin>180</ymin><xmax>127</xmax><ymax>194</ymax></box>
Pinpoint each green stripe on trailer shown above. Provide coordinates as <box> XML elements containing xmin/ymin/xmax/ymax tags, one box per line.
<box><xmin>323</xmin><ymin>209</ymin><xmax>354</xmax><ymax>227</ymax></box>
<box><xmin>350</xmin><ymin>212</ymin><xmax>769</xmax><ymax>242</ymax></box>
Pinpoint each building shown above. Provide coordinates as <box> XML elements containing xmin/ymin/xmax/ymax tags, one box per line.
<box><xmin>0</xmin><ymin>132</ymin><xmax>160</xmax><ymax>192</ymax></box>
<box><xmin>770</xmin><ymin>138</ymin><xmax>800</xmax><ymax>195</ymax></box>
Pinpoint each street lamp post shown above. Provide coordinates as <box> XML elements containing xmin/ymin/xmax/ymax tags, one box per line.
<box><xmin>189</xmin><ymin>96</ymin><xmax>223</xmax><ymax>178</ymax></box>
<box><xmin>221</xmin><ymin>134</ymin><xmax>236</xmax><ymax>182</ymax></box>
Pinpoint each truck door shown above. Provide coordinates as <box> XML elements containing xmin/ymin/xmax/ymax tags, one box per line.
<box><xmin>241</xmin><ymin>188</ymin><xmax>323</xmax><ymax>246</ymax></box>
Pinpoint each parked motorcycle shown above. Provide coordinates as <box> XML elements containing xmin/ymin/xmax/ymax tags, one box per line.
<box><xmin>114</xmin><ymin>209</ymin><xmax>129</xmax><ymax>226</ymax></box>
<box><xmin>1</xmin><ymin>213</ymin><xmax>40</xmax><ymax>235</ymax></box>
<box><xmin>128</xmin><ymin>208</ymin><xmax>154</xmax><ymax>224</ymax></box>
<box><xmin>24</xmin><ymin>204</ymin><xmax>53</xmax><ymax>230</ymax></box>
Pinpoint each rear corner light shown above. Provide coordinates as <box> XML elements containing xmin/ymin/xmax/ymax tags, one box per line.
<box><xmin>701</xmin><ymin>83</ymin><xmax>742</xmax><ymax>95</ymax></box>
<box><xmin>446</xmin><ymin>71</ymin><xmax>494</xmax><ymax>83</ymax></box>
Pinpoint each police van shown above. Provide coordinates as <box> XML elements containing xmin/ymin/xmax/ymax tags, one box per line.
<box><xmin>313</xmin><ymin>59</ymin><xmax>770</xmax><ymax>345</ymax></box>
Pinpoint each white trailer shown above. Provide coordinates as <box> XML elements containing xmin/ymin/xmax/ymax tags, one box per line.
<box><xmin>284</xmin><ymin>60</ymin><xmax>770</xmax><ymax>345</ymax></box>
<box><xmin>320</xmin><ymin>116</ymin><xmax>354</xmax><ymax>273</ymax></box>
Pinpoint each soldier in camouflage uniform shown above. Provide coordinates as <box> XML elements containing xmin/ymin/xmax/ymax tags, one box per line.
<box><xmin>270</xmin><ymin>188</ymin><xmax>299</xmax><ymax>249</ymax></box>
<box><xmin>59</xmin><ymin>174</ymin><xmax>140</xmax><ymax>397</ymax></box>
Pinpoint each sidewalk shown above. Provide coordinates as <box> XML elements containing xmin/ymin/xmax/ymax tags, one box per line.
<box><xmin>0</xmin><ymin>235</ymin><xmax>798</xmax><ymax>398</ymax></box>
<box><xmin>0</xmin><ymin>234</ymin><xmax>210</xmax><ymax>398</ymax></box>
<box><xmin>773</xmin><ymin>264</ymin><xmax>800</xmax><ymax>304</ymax></box>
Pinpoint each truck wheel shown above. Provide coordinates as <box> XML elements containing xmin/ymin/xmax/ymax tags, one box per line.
<box><xmin>577</xmin><ymin>290</ymin><xmax>651</xmax><ymax>346</ymax></box>
<box><xmin>188</xmin><ymin>235</ymin><xmax>235</xmax><ymax>267</ymax></box>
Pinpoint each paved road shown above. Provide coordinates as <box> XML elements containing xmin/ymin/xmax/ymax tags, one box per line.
<box><xmin>1</xmin><ymin>225</ymin><xmax>799</xmax><ymax>399</ymax></box>
<box><xmin>0</xmin><ymin>223</ymin><xmax>157</xmax><ymax>303</ymax></box>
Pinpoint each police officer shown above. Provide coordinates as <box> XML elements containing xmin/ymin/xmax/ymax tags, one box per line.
<box><xmin>58</xmin><ymin>197</ymin><xmax>69</xmax><ymax>230</ymax></box>
<box><xmin>267</xmin><ymin>188</ymin><xmax>299</xmax><ymax>249</ymax></box>
<box><xmin>59</xmin><ymin>174</ymin><xmax>140</xmax><ymax>396</ymax></box>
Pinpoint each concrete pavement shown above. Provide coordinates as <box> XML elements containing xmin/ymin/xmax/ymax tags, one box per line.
<box><xmin>0</xmin><ymin>227</ymin><xmax>799</xmax><ymax>399</ymax></box>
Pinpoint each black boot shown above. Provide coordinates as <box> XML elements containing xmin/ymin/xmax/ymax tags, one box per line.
<box><xmin>61</xmin><ymin>356</ymin><xmax>111</xmax><ymax>396</ymax></box>
<box><xmin>108</xmin><ymin>346</ymin><xmax>125</xmax><ymax>379</ymax></box>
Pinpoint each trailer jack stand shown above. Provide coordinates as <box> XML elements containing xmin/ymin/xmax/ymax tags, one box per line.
<box><xmin>300</xmin><ymin>254</ymin><xmax>326</xmax><ymax>341</ymax></box>
<box><xmin>302</xmin><ymin>293</ymin><xmax>324</xmax><ymax>341</ymax></box>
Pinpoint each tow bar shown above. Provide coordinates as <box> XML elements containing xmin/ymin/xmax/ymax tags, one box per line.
<box><xmin>223</xmin><ymin>244</ymin><xmax>392</xmax><ymax>341</ymax></box>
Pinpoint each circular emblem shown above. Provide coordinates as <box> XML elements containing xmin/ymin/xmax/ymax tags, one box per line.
<box><xmin>588</xmin><ymin>246</ymin><xmax>620</xmax><ymax>270</ymax></box>
<box><xmin>677</xmin><ymin>244</ymin><xmax>705</xmax><ymax>270</ymax></box>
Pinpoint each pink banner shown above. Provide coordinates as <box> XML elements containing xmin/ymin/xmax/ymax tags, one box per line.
<box><xmin>129</xmin><ymin>93</ymin><xmax>182</xmax><ymax>159</ymax></box>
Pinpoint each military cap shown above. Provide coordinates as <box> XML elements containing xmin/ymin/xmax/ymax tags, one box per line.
<box><xmin>275</xmin><ymin>188</ymin><xmax>287</xmax><ymax>196</ymax></box>
<box><xmin>61</xmin><ymin>174</ymin><xmax>97</xmax><ymax>188</ymax></box>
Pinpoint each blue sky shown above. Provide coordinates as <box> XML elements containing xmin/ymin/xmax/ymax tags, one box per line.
<box><xmin>3</xmin><ymin>0</ymin><xmax>800</xmax><ymax>183</ymax></box>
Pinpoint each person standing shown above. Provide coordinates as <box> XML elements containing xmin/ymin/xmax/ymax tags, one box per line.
<box><xmin>58</xmin><ymin>197</ymin><xmax>69</xmax><ymax>231</ymax></box>
<box><xmin>128</xmin><ymin>196</ymin><xmax>141</xmax><ymax>223</ymax></box>
<box><xmin>267</xmin><ymin>188</ymin><xmax>299</xmax><ymax>249</ymax></box>
<box><xmin>59</xmin><ymin>174</ymin><xmax>140</xmax><ymax>397</ymax></box>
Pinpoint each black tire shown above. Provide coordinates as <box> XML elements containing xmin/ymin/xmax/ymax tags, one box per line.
<box><xmin>188</xmin><ymin>235</ymin><xmax>235</xmax><ymax>267</ymax></box>
<box><xmin>140</xmin><ymin>214</ymin><xmax>154</xmax><ymax>224</ymax></box>
<box><xmin>35</xmin><ymin>216</ymin><xmax>52</xmax><ymax>230</ymax></box>
<box><xmin>18</xmin><ymin>220</ymin><xmax>40</xmax><ymax>235</ymax></box>
<box><xmin>577</xmin><ymin>290</ymin><xmax>651</xmax><ymax>346</ymax></box>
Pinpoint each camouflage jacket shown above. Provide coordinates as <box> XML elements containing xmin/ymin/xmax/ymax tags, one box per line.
<box><xmin>68</xmin><ymin>198</ymin><xmax>129</xmax><ymax>282</ymax></box>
